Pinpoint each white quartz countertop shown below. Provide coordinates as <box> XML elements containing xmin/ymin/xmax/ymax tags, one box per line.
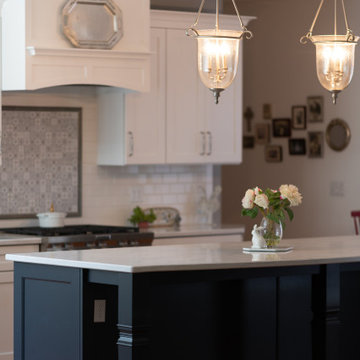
<box><xmin>6</xmin><ymin>235</ymin><xmax>360</xmax><ymax>273</ymax></box>
<box><xmin>147</xmin><ymin>224</ymin><xmax>245</xmax><ymax>238</ymax></box>
<box><xmin>0</xmin><ymin>232</ymin><xmax>42</xmax><ymax>246</ymax></box>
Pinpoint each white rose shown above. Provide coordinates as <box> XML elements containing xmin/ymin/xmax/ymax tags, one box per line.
<box><xmin>254</xmin><ymin>186</ymin><xmax>262</xmax><ymax>195</ymax></box>
<box><xmin>242</xmin><ymin>189</ymin><xmax>255</xmax><ymax>209</ymax></box>
<box><xmin>279</xmin><ymin>184</ymin><xmax>302</xmax><ymax>207</ymax></box>
<box><xmin>254</xmin><ymin>193</ymin><xmax>269</xmax><ymax>209</ymax></box>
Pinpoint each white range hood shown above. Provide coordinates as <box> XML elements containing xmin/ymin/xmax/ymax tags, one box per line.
<box><xmin>1</xmin><ymin>0</ymin><xmax>150</xmax><ymax>92</ymax></box>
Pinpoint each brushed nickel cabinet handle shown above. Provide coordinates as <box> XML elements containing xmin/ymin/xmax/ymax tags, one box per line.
<box><xmin>200</xmin><ymin>131</ymin><xmax>206</xmax><ymax>156</ymax></box>
<box><xmin>128</xmin><ymin>131</ymin><xmax>134</xmax><ymax>157</ymax></box>
<box><xmin>206</xmin><ymin>131</ymin><xmax>212</xmax><ymax>156</ymax></box>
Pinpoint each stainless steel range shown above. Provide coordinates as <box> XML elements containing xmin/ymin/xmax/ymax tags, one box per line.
<box><xmin>1</xmin><ymin>225</ymin><xmax>154</xmax><ymax>251</ymax></box>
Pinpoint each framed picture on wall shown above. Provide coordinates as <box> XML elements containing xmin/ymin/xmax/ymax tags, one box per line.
<box><xmin>289</xmin><ymin>138</ymin><xmax>306</xmax><ymax>155</ymax></box>
<box><xmin>265</xmin><ymin>145</ymin><xmax>282</xmax><ymax>162</ymax></box>
<box><xmin>263</xmin><ymin>103</ymin><xmax>272</xmax><ymax>120</ymax></box>
<box><xmin>308</xmin><ymin>131</ymin><xmax>324</xmax><ymax>158</ymax></box>
<box><xmin>291</xmin><ymin>106</ymin><xmax>307</xmax><ymax>130</ymax></box>
<box><xmin>307</xmin><ymin>96</ymin><xmax>324</xmax><ymax>122</ymax></box>
<box><xmin>255</xmin><ymin>123</ymin><xmax>270</xmax><ymax>144</ymax></box>
<box><xmin>243</xmin><ymin>136</ymin><xmax>255</xmax><ymax>149</ymax></box>
<box><xmin>272</xmin><ymin>118</ymin><xmax>291</xmax><ymax>137</ymax></box>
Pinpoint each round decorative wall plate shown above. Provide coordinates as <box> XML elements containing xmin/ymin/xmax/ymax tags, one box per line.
<box><xmin>62</xmin><ymin>0</ymin><xmax>123</xmax><ymax>50</ymax></box>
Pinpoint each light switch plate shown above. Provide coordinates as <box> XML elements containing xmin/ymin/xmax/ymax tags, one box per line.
<box><xmin>94</xmin><ymin>299</ymin><xmax>106</xmax><ymax>323</ymax></box>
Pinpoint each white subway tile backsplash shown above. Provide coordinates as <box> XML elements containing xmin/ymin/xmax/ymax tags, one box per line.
<box><xmin>170</xmin><ymin>184</ymin><xmax>185</xmax><ymax>193</ymax></box>
<box><xmin>143</xmin><ymin>194</ymin><xmax>163</xmax><ymax>205</ymax></box>
<box><xmin>162</xmin><ymin>173</ymin><xmax>178</xmax><ymax>183</ymax></box>
<box><xmin>162</xmin><ymin>194</ymin><xmax>178</xmax><ymax>205</ymax></box>
<box><xmin>1</xmin><ymin>87</ymin><xmax>214</xmax><ymax>228</ymax></box>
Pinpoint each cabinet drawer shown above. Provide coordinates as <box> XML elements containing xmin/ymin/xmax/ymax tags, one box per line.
<box><xmin>0</xmin><ymin>244</ymin><xmax>39</xmax><ymax>272</ymax></box>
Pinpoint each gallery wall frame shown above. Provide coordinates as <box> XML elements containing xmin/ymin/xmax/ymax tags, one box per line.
<box><xmin>265</xmin><ymin>145</ymin><xmax>282</xmax><ymax>162</ymax></box>
<box><xmin>291</xmin><ymin>106</ymin><xmax>307</xmax><ymax>130</ymax></box>
<box><xmin>272</xmin><ymin>118</ymin><xmax>291</xmax><ymax>137</ymax></box>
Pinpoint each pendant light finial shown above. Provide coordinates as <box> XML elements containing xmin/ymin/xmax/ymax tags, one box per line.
<box><xmin>211</xmin><ymin>88</ymin><xmax>224</xmax><ymax>104</ymax></box>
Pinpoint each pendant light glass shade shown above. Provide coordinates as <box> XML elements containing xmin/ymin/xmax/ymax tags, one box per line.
<box><xmin>312</xmin><ymin>35</ymin><xmax>358</xmax><ymax>103</ymax></box>
<box><xmin>197</xmin><ymin>30</ymin><xmax>240</xmax><ymax>98</ymax></box>
<box><xmin>301</xmin><ymin>0</ymin><xmax>358</xmax><ymax>104</ymax></box>
<box><xmin>186</xmin><ymin>0</ymin><xmax>252</xmax><ymax>104</ymax></box>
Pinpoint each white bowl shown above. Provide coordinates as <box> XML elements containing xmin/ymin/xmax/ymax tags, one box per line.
<box><xmin>36</xmin><ymin>212</ymin><xmax>67</xmax><ymax>228</ymax></box>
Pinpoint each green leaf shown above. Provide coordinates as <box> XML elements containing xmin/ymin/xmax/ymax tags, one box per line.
<box><xmin>267</xmin><ymin>212</ymin><xmax>280</xmax><ymax>224</ymax></box>
<box><xmin>284</xmin><ymin>207</ymin><xmax>294</xmax><ymax>221</ymax></box>
<box><xmin>242</xmin><ymin>207</ymin><xmax>258</xmax><ymax>219</ymax></box>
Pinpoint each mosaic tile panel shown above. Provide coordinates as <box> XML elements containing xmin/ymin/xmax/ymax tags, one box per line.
<box><xmin>0</xmin><ymin>106</ymin><xmax>81</xmax><ymax>218</ymax></box>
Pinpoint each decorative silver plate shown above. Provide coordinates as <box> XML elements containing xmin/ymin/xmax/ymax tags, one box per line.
<box><xmin>62</xmin><ymin>0</ymin><xmax>123</xmax><ymax>49</ymax></box>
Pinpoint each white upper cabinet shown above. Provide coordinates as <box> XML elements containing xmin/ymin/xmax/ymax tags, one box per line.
<box><xmin>97</xmin><ymin>9</ymin><xmax>253</xmax><ymax>166</ymax></box>
<box><xmin>97</xmin><ymin>28</ymin><xmax>166</xmax><ymax>165</ymax></box>
<box><xmin>166</xmin><ymin>28</ymin><xmax>204</xmax><ymax>164</ymax></box>
<box><xmin>161</xmin><ymin>10</ymin><xmax>248</xmax><ymax>165</ymax></box>
<box><xmin>2</xmin><ymin>0</ymin><xmax>150</xmax><ymax>91</ymax></box>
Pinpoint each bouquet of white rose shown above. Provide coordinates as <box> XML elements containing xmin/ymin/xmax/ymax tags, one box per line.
<box><xmin>241</xmin><ymin>185</ymin><xmax>302</xmax><ymax>247</ymax></box>
<box><xmin>242</xmin><ymin>184</ymin><xmax>302</xmax><ymax>226</ymax></box>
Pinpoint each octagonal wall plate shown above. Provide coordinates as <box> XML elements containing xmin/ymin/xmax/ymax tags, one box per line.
<box><xmin>62</xmin><ymin>0</ymin><xmax>123</xmax><ymax>50</ymax></box>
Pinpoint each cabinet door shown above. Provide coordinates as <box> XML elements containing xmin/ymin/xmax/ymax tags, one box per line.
<box><xmin>125</xmin><ymin>28</ymin><xmax>166</xmax><ymax>164</ymax></box>
<box><xmin>0</xmin><ymin>272</ymin><xmax>13</xmax><ymax>360</ymax></box>
<box><xmin>203</xmin><ymin>45</ymin><xmax>243</xmax><ymax>164</ymax></box>
<box><xmin>203</xmin><ymin>81</ymin><xmax>243</xmax><ymax>164</ymax></box>
<box><xmin>166</xmin><ymin>29</ymin><xmax>206</xmax><ymax>164</ymax></box>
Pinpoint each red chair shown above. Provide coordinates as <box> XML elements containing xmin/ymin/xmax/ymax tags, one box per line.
<box><xmin>351</xmin><ymin>211</ymin><xmax>360</xmax><ymax>235</ymax></box>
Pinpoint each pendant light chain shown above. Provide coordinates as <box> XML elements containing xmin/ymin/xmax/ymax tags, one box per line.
<box><xmin>341</xmin><ymin>0</ymin><xmax>355</xmax><ymax>40</ymax></box>
<box><xmin>334</xmin><ymin>0</ymin><xmax>337</xmax><ymax>35</ymax></box>
<box><xmin>301</xmin><ymin>0</ymin><xmax>354</xmax><ymax>43</ymax></box>
<box><xmin>187</xmin><ymin>0</ymin><xmax>253</xmax><ymax>39</ymax></box>
<box><xmin>300</xmin><ymin>0</ymin><xmax>324</xmax><ymax>44</ymax></box>
<box><xmin>189</xmin><ymin>0</ymin><xmax>206</xmax><ymax>30</ymax></box>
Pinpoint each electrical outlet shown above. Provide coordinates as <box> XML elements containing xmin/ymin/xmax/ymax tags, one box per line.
<box><xmin>93</xmin><ymin>299</ymin><xmax>106</xmax><ymax>323</ymax></box>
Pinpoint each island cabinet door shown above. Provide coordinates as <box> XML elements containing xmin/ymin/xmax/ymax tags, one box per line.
<box><xmin>13</xmin><ymin>263</ymin><xmax>83</xmax><ymax>360</ymax></box>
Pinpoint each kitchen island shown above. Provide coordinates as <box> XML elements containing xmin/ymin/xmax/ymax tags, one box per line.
<box><xmin>7</xmin><ymin>235</ymin><xmax>360</xmax><ymax>360</ymax></box>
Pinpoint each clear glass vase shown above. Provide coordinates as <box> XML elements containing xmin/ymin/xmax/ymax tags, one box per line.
<box><xmin>260</xmin><ymin>217</ymin><xmax>283</xmax><ymax>248</ymax></box>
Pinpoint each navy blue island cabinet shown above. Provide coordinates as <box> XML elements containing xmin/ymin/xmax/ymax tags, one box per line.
<box><xmin>9</xmin><ymin>237</ymin><xmax>360</xmax><ymax>360</ymax></box>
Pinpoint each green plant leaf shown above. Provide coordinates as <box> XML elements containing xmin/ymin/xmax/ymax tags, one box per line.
<box><xmin>267</xmin><ymin>212</ymin><xmax>280</xmax><ymax>224</ymax></box>
<box><xmin>241</xmin><ymin>207</ymin><xmax>258</xmax><ymax>219</ymax></box>
<box><xmin>284</xmin><ymin>207</ymin><xmax>294</xmax><ymax>221</ymax></box>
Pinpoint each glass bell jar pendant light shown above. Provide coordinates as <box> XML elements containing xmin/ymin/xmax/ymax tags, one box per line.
<box><xmin>300</xmin><ymin>0</ymin><xmax>359</xmax><ymax>104</ymax></box>
<box><xmin>186</xmin><ymin>0</ymin><xmax>253</xmax><ymax>104</ymax></box>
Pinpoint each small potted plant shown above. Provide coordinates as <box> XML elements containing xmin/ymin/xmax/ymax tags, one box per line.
<box><xmin>128</xmin><ymin>206</ymin><xmax>157</xmax><ymax>228</ymax></box>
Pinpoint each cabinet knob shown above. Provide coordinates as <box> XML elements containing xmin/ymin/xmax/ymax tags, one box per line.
<box><xmin>128</xmin><ymin>131</ymin><xmax>134</xmax><ymax>157</ymax></box>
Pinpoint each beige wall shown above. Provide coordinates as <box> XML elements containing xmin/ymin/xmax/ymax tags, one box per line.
<box><xmin>222</xmin><ymin>0</ymin><xmax>360</xmax><ymax>240</ymax></box>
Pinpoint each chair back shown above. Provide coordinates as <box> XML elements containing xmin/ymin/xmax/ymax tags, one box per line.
<box><xmin>351</xmin><ymin>211</ymin><xmax>360</xmax><ymax>235</ymax></box>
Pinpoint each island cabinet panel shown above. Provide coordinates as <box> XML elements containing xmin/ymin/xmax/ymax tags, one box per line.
<box><xmin>14</xmin><ymin>263</ymin><xmax>83</xmax><ymax>360</ymax></box>
<box><xmin>86</xmin><ymin>266</ymin><xmax>317</xmax><ymax>360</ymax></box>
<box><xmin>14</xmin><ymin>262</ymin><xmax>360</xmax><ymax>360</ymax></box>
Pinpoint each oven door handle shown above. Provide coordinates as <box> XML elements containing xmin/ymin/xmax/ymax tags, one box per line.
<box><xmin>95</xmin><ymin>234</ymin><xmax>112</xmax><ymax>241</ymax></box>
